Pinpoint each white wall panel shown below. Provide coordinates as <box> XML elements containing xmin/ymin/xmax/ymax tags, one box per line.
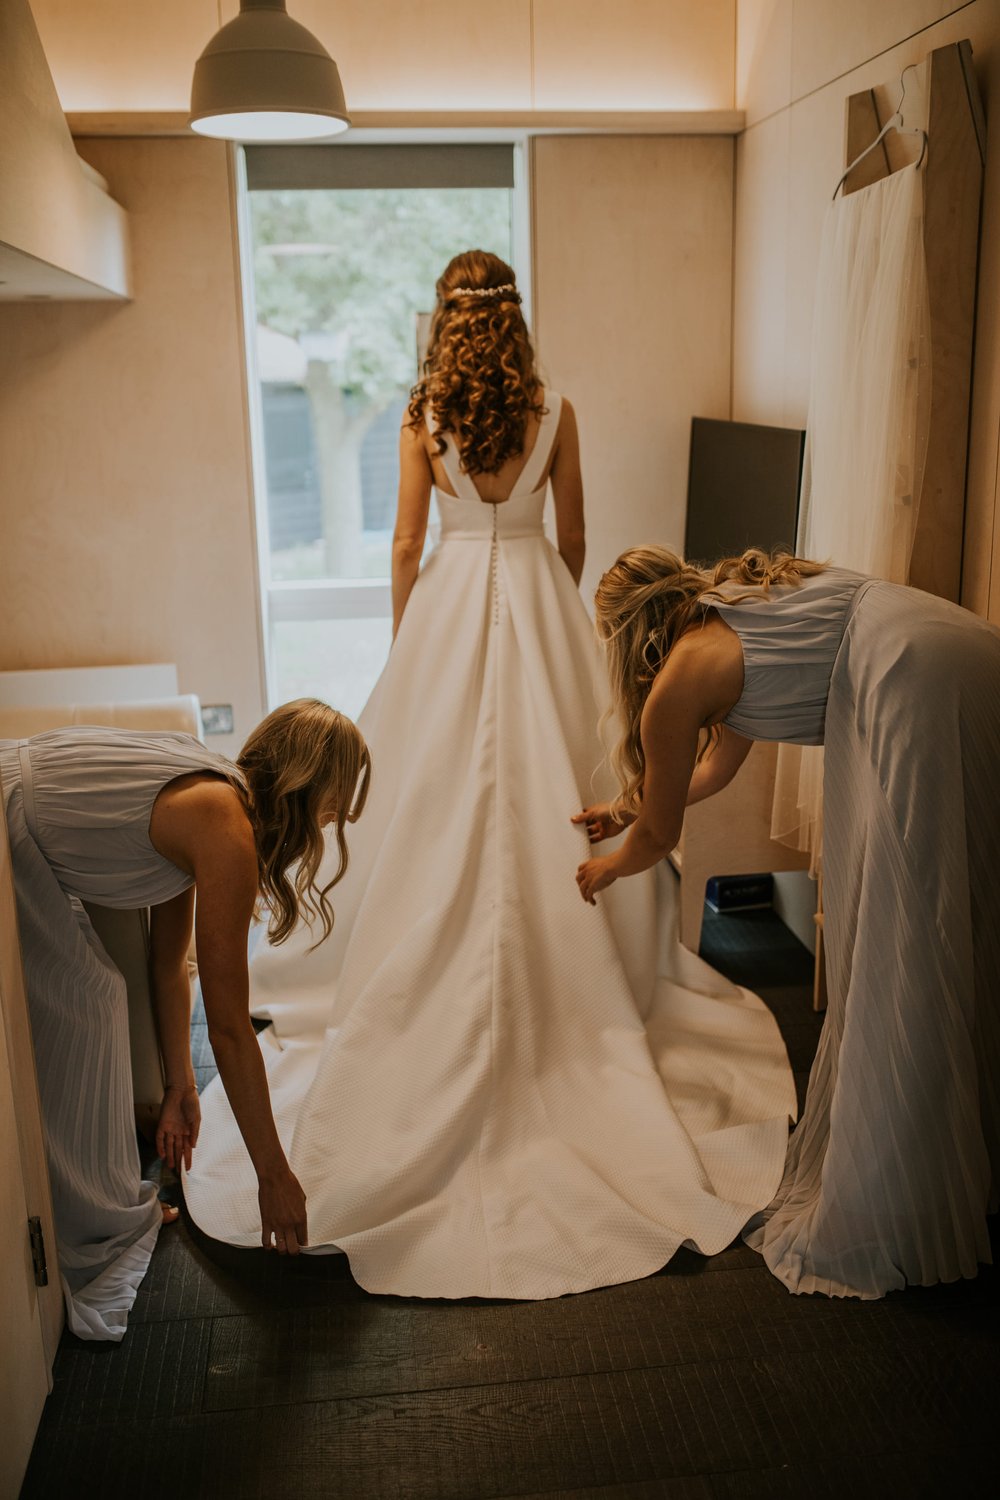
<box><xmin>790</xmin><ymin>0</ymin><xmax>972</xmax><ymax>102</ymax></box>
<box><xmin>0</xmin><ymin>138</ymin><xmax>265</xmax><ymax>756</ymax></box>
<box><xmin>29</xmin><ymin>0</ymin><xmax>734</xmax><ymax>115</ymax></box>
<box><xmin>533</xmin><ymin>0</ymin><xmax>736</xmax><ymax>110</ymax></box>
<box><xmin>29</xmin><ymin>0</ymin><xmax>219</xmax><ymax>110</ymax></box>
<box><xmin>732</xmin><ymin>110</ymin><xmax>791</xmax><ymax>424</ymax></box>
<box><xmin>533</xmin><ymin>135</ymin><xmax>734</xmax><ymax>603</ymax></box>
<box><xmin>249</xmin><ymin>0</ymin><xmax>533</xmax><ymax>111</ymax></box>
<box><xmin>734</xmin><ymin>0</ymin><xmax>1000</xmax><ymax>618</ymax></box>
<box><xmin>737</xmin><ymin>0</ymin><xmax>793</xmax><ymax>124</ymax></box>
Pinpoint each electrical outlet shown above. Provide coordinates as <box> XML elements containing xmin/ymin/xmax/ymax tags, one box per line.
<box><xmin>201</xmin><ymin>703</ymin><xmax>234</xmax><ymax>736</ymax></box>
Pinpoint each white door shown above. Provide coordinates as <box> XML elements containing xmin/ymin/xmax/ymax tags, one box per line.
<box><xmin>0</xmin><ymin>1011</ymin><xmax>50</xmax><ymax>1500</ymax></box>
<box><xmin>0</xmin><ymin>781</ymin><xmax>62</xmax><ymax>1500</ymax></box>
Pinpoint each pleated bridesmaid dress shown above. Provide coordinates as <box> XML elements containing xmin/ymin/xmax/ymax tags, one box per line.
<box><xmin>707</xmin><ymin>569</ymin><xmax>1000</xmax><ymax>1297</ymax></box>
<box><xmin>0</xmin><ymin>727</ymin><xmax>241</xmax><ymax>1339</ymax></box>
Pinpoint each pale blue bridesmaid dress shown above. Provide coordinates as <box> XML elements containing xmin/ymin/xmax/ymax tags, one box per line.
<box><xmin>709</xmin><ymin>568</ymin><xmax>1000</xmax><ymax>1298</ymax></box>
<box><xmin>0</xmin><ymin>726</ymin><xmax>241</xmax><ymax>1340</ymax></box>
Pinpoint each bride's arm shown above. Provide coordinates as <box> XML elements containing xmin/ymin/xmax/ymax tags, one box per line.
<box><xmin>550</xmin><ymin>399</ymin><xmax>585</xmax><ymax>585</ymax></box>
<box><xmin>393</xmin><ymin>422</ymin><xmax>432</xmax><ymax>638</ymax></box>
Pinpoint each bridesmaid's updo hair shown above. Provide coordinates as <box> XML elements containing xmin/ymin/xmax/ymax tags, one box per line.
<box><xmin>595</xmin><ymin>546</ymin><xmax>826</xmax><ymax>819</ymax></box>
<box><xmin>407</xmin><ymin>249</ymin><xmax>546</xmax><ymax>476</ymax></box>
<box><xmin>237</xmin><ymin>699</ymin><xmax>371</xmax><ymax>946</ymax></box>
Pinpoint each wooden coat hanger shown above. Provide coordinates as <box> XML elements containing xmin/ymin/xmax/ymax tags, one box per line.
<box><xmin>832</xmin><ymin>63</ymin><xmax>928</xmax><ymax>200</ymax></box>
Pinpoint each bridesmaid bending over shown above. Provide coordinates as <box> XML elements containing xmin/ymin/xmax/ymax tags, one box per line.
<box><xmin>0</xmin><ymin>699</ymin><xmax>369</xmax><ymax>1339</ymax></box>
<box><xmin>575</xmin><ymin>546</ymin><xmax>1000</xmax><ymax>1300</ymax></box>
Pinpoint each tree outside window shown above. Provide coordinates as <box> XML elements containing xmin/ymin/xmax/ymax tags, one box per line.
<box><xmin>251</xmin><ymin>187</ymin><xmax>513</xmax><ymax>582</ymax></box>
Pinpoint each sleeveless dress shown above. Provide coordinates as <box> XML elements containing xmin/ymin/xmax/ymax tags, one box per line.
<box><xmin>0</xmin><ymin>727</ymin><xmax>242</xmax><ymax>1340</ymax></box>
<box><xmin>709</xmin><ymin>569</ymin><xmax>1000</xmax><ymax>1298</ymax></box>
<box><xmin>185</xmin><ymin>392</ymin><xmax>799</xmax><ymax>1298</ymax></box>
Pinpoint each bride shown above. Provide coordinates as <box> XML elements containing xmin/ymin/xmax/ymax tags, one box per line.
<box><xmin>184</xmin><ymin>250</ymin><xmax>797</xmax><ymax>1298</ymax></box>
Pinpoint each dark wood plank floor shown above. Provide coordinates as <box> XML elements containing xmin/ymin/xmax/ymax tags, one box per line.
<box><xmin>21</xmin><ymin>909</ymin><xmax>999</xmax><ymax>1499</ymax></box>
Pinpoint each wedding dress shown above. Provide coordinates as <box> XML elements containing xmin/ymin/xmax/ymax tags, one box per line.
<box><xmin>184</xmin><ymin>392</ymin><xmax>797</xmax><ymax>1298</ymax></box>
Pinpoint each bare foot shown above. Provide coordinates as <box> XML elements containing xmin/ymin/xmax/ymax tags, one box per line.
<box><xmin>160</xmin><ymin>1202</ymin><xmax>180</xmax><ymax>1225</ymax></box>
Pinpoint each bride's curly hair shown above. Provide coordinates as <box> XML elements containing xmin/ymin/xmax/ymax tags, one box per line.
<box><xmin>237</xmin><ymin>699</ymin><xmax>371</xmax><ymax>946</ymax></box>
<box><xmin>595</xmin><ymin>546</ymin><xmax>826</xmax><ymax>820</ymax></box>
<box><xmin>406</xmin><ymin>250</ymin><xmax>545</xmax><ymax>475</ymax></box>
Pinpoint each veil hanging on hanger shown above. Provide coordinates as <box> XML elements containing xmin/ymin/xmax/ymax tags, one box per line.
<box><xmin>771</xmin><ymin>156</ymin><xmax>931</xmax><ymax>867</ymax></box>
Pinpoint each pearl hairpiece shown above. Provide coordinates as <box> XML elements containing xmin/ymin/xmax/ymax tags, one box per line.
<box><xmin>448</xmin><ymin>283</ymin><xmax>518</xmax><ymax>299</ymax></box>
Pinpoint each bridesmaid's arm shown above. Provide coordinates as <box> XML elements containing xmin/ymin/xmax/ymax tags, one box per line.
<box><xmin>577</xmin><ymin>688</ymin><xmax>700</xmax><ymax>902</ymax></box>
<box><xmin>605</xmin><ymin>696</ymin><xmax>701</xmax><ymax>877</ymax></box>
<box><xmin>392</xmin><ymin>421</ymin><xmax>432</xmax><ymax>638</ymax></box>
<box><xmin>576</xmin><ymin>638</ymin><xmax>740</xmax><ymax>903</ymax></box>
<box><xmin>149</xmin><ymin>887</ymin><xmax>200</xmax><ymax>1169</ymax></box>
<box><xmin>685</xmin><ymin>726</ymin><xmax>753</xmax><ymax>805</ymax></box>
<box><xmin>149</xmin><ymin>887</ymin><xmax>196</xmax><ymax>1089</ymax></box>
<box><xmin>151</xmin><ymin>779</ymin><xmax>308</xmax><ymax>1251</ymax></box>
<box><xmin>550</xmin><ymin>399</ymin><xmax>585</xmax><ymax>585</ymax></box>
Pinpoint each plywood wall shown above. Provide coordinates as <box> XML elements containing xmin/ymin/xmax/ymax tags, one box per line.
<box><xmin>0</xmin><ymin>131</ymin><xmax>734</xmax><ymax>739</ymax></box>
<box><xmin>0</xmin><ymin>138</ymin><xmax>265</xmax><ymax>758</ymax></box>
<box><xmin>532</xmin><ymin>135</ymin><xmax>735</xmax><ymax>604</ymax></box>
<box><xmin>28</xmin><ymin>0</ymin><xmax>736</xmax><ymax>114</ymax></box>
<box><xmin>0</xmin><ymin>0</ymin><xmax>128</xmax><ymax>297</ymax></box>
<box><xmin>733</xmin><ymin>0</ymin><xmax>1000</xmax><ymax>620</ymax></box>
<box><xmin>1</xmin><ymin>3</ymin><xmax>735</xmax><ymax>748</ymax></box>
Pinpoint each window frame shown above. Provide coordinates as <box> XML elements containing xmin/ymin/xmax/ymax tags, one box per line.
<box><xmin>234</xmin><ymin>135</ymin><xmax>532</xmax><ymax>708</ymax></box>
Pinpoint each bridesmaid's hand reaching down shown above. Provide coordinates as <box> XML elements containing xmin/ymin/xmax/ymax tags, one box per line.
<box><xmin>259</xmin><ymin>1167</ymin><xmax>309</xmax><ymax>1255</ymax></box>
<box><xmin>156</xmin><ymin>1084</ymin><xmax>201</xmax><ymax>1172</ymax></box>
<box><xmin>576</xmin><ymin>854</ymin><xmax>620</xmax><ymax>904</ymax></box>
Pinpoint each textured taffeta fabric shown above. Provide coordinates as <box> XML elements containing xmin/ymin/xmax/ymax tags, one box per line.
<box><xmin>184</xmin><ymin>394</ymin><xmax>799</xmax><ymax>1298</ymax></box>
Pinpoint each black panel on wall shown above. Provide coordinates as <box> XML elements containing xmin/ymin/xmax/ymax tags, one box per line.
<box><xmin>685</xmin><ymin>418</ymin><xmax>806</xmax><ymax>565</ymax></box>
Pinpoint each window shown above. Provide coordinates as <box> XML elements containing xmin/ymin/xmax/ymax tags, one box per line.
<box><xmin>240</xmin><ymin>143</ymin><xmax>519</xmax><ymax>718</ymax></box>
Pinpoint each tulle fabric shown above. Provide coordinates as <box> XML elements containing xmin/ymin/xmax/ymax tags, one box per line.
<box><xmin>772</xmin><ymin>161</ymin><xmax>931</xmax><ymax>868</ymax></box>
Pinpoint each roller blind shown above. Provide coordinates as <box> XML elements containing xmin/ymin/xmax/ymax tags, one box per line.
<box><xmin>245</xmin><ymin>143</ymin><xmax>514</xmax><ymax>192</ymax></box>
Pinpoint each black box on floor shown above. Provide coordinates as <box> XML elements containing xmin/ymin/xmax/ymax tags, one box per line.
<box><xmin>705</xmin><ymin>873</ymin><xmax>774</xmax><ymax>913</ymax></box>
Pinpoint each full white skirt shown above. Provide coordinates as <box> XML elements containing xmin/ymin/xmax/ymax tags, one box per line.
<box><xmin>185</xmin><ymin>536</ymin><xmax>797</xmax><ymax>1297</ymax></box>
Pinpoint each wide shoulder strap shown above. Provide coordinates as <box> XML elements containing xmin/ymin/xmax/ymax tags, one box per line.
<box><xmin>514</xmin><ymin>390</ymin><xmax>563</xmax><ymax>495</ymax></box>
<box><xmin>424</xmin><ymin>408</ymin><xmax>481</xmax><ymax>501</ymax></box>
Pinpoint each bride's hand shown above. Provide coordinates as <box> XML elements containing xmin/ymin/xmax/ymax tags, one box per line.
<box><xmin>156</xmin><ymin>1085</ymin><xmax>201</xmax><ymax>1172</ymax></box>
<box><xmin>571</xmin><ymin>803</ymin><xmax>624</xmax><ymax>844</ymax></box>
<box><xmin>576</xmin><ymin>855</ymin><xmax>619</xmax><ymax>905</ymax></box>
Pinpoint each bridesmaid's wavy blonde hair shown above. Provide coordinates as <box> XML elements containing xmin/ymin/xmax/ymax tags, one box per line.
<box><xmin>595</xmin><ymin>546</ymin><xmax>826</xmax><ymax>818</ymax></box>
<box><xmin>237</xmin><ymin>699</ymin><xmax>371</xmax><ymax>945</ymax></box>
<box><xmin>407</xmin><ymin>249</ymin><xmax>546</xmax><ymax>475</ymax></box>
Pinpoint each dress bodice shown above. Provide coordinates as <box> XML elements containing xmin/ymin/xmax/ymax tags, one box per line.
<box><xmin>711</xmin><ymin>567</ymin><xmax>870</xmax><ymax>745</ymax></box>
<box><xmin>429</xmin><ymin>391</ymin><xmax>562</xmax><ymax>541</ymax></box>
<box><xmin>0</xmin><ymin>725</ymin><xmax>244</xmax><ymax>907</ymax></box>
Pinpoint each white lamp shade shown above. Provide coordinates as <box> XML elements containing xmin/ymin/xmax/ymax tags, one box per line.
<box><xmin>191</xmin><ymin>0</ymin><xmax>350</xmax><ymax>142</ymax></box>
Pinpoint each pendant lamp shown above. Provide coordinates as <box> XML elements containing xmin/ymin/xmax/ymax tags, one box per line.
<box><xmin>190</xmin><ymin>0</ymin><xmax>350</xmax><ymax>142</ymax></box>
